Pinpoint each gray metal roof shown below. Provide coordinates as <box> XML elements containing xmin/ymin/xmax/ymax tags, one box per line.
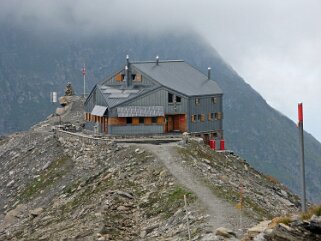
<box><xmin>131</xmin><ymin>61</ymin><xmax>223</xmax><ymax>96</ymax></box>
<box><xmin>117</xmin><ymin>106</ymin><xmax>164</xmax><ymax>117</ymax></box>
<box><xmin>93</xmin><ymin>60</ymin><xmax>222</xmax><ymax>110</ymax></box>
<box><xmin>98</xmin><ymin>84</ymin><xmax>159</xmax><ymax>108</ymax></box>
<box><xmin>91</xmin><ymin>105</ymin><xmax>107</xmax><ymax>116</ymax></box>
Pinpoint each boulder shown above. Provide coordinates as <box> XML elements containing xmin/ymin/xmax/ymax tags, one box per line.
<box><xmin>215</xmin><ymin>227</ymin><xmax>236</xmax><ymax>238</ymax></box>
<box><xmin>56</xmin><ymin>107</ymin><xmax>65</xmax><ymax>116</ymax></box>
<box><xmin>29</xmin><ymin>207</ymin><xmax>44</xmax><ymax>218</ymax></box>
<box><xmin>1</xmin><ymin>204</ymin><xmax>27</xmax><ymax>229</ymax></box>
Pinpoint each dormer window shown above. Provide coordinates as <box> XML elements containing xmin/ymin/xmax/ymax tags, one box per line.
<box><xmin>115</xmin><ymin>73</ymin><xmax>124</xmax><ymax>81</ymax></box>
<box><xmin>133</xmin><ymin>73</ymin><xmax>142</xmax><ymax>82</ymax></box>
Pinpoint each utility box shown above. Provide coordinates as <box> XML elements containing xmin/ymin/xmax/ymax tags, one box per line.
<box><xmin>220</xmin><ymin>139</ymin><xmax>225</xmax><ymax>150</ymax></box>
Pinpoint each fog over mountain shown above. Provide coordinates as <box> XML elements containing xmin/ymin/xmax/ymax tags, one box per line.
<box><xmin>1</xmin><ymin>0</ymin><xmax>320</xmax><ymax>141</ymax></box>
<box><xmin>1</xmin><ymin>1</ymin><xmax>321</xmax><ymax>202</ymax></box>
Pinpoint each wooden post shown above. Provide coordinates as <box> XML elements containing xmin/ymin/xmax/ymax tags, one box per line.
<box><xmin>184</xmin><ymin>195</ymin><xmax>191</xmax><ymax>241</ymax></box>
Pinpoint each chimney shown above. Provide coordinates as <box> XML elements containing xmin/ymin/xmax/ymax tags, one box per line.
<box><xmin>126</xmin><ymin>55</ymin><xmax>129</xmax><ymax>65</ymax></box>
<box><xmin>156</xmin><ymin>55</ymin><xmax>159</xmax><ymax>65</ymax></box>
<box><xmin>208</xmin><ymin>67</ymin><xmax>211</xmax><ymax>80</ymax></box>
<box><xmin>125</xmin><ymin>65</ymin><xmax>129</xmax><ymax>88</ymax></box>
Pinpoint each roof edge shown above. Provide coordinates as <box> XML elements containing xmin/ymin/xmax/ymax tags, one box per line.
<box><xmin>131</xmin><ymin>60</ymin><xmax>184</xmax><ymax>64</ymax></box>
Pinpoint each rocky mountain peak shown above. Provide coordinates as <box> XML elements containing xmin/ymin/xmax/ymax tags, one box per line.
<box><xmin>1</xmin><ymin>96</ymin><xmax>317</xmax><ymax>240</ymax></box>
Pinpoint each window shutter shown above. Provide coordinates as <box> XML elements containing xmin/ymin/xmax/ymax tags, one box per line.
<box><xmin>115</xmin><ymin>73</ymin><xmax>123</xmax><ymax>81</ymax></box>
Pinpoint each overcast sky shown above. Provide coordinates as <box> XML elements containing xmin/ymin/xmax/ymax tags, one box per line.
<box><xmin>2</xmin><ymin>0</ymin><xmax>321</xmax><ymax>141</ymax></box>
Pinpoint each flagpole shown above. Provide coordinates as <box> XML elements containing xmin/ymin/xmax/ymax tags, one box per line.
<box><xmin>82</xmin><ymin>64</ymin><xmax>86</xmax><ymax>98</ymax></box>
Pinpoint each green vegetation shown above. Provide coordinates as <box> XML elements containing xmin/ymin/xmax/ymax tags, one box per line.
<box><xmin>61</xmin><ymin>178</ymin><xmax>114</xmax><ymax>214</ymax></box>
<box><xmin>143</xmin><ymin>186</ymin><xmax>194</xmax><ymax>219</ymax></box>
<box><xmin>19</xmin><ymin>155</ymin><xmax>73</xmax><ymax>200</ymax></box>
<box><xmin>177</xmin><ymin>143</ymin><xmax>273</xmax><ymax>220</ymax></box>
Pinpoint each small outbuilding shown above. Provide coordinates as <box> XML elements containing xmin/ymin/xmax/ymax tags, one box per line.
<box><xmin>84</xmin><ymin>57</ymin><xmax>223</xmax><ymax>142</ymax></box>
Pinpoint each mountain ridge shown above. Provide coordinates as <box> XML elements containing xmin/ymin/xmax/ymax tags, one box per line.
<box><xmin>0</xmin><ymin>24</ymin><xmax>321</xmax><ymax>202</ymax></box>
<box><xmin>0</xmin><ymin>97</ymin><xmax>302</xmax><ymax>240</ymax></box>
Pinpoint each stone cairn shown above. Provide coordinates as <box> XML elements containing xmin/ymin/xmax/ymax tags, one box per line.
<box><xmin>64</xmin><ymin>82</ymin><xmax>74</xmax><ymax>96</ymax></box>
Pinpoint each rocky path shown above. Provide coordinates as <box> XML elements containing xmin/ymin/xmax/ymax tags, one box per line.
<box><xmin>140</xmin><ymin>143</ymin><xmax>255</xmax><ymax>234</ymax></box>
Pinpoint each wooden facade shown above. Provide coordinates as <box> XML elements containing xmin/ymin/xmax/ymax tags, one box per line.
<box><xmin>85</xmin><ymin>113</ymin><xmax>167</xmax><ymax>135</ymax></box>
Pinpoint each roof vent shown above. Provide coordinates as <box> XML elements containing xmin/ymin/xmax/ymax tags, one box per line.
<box><xmin>208</xmin><ymin>67</ymin><xmax>211</xmax><ymax>80</ymax></box>
<box><xmin>156</xmin><ymin>56</ymin><xmax>159</xmax><ymax>65</ymax></box>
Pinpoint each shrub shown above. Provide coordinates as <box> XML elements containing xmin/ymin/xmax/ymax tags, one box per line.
<box><xmin>270</xmin><ymin>216</ymin><xmax>292</xmax><ymax>228</ymax></box>
<box><xmin>301</xmin><ymin>204</ymin><xmax>321</xmax><ymax>220</ymax></box>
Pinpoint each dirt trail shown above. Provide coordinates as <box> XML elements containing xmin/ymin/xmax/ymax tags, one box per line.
<box><xmin>140</xmin><ymin>143</ymin><xmax>255</xmax><ymax>233</ymax></box>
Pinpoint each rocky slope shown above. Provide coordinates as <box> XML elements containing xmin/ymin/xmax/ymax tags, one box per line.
<box><xmin>0</xmin><ymin>97</ymin><xmax>306</xmax><ymax>241</ymax></box>
<box><xmin>244</xmin><ymin>207</ymin><xmax>321</xmax><ymax>241</ymax></box>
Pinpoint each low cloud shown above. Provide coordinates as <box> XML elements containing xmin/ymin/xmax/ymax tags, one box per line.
<box><xmin>1</xmin><ymin>0</ymin><xmax>320</xmax><ymax>140</ymax></box>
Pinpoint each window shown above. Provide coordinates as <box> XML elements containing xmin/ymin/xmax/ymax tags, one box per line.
<box><xmin>168</xmin><ymin>93</ymin><xmax>173</xmax><ymax>103</ymax></box>
<box><xmin>191</xmin><ymin>115</ymin><xmax>196</xmax><ymax>122</ymax></box>
<box><xmin>195</xmin><ymin>98</ymin><xmax>200</xmax><ymax>105</ymax></box>
<box><xmin>131</xmin><ymin>73</ymin><xmax>142</xmax><ymax>81</ymax></box>
<box><xmin>211</xmin><ymin>113</ymin><xmax>214</xmax><ymax>120</ymax></box>
<box><xmin>215</xmin><ymin>112</ymin><xmax>222</xmax><ymax>120</ymax></box>
<box><xmin>211</xmin><ymin>97</ymin><xmax>217</xmax><ymax>104</ymax></box>
<box><xmin>208</xmin><ymin>113</ymin><xmax>212</xmax><ymax>121</ymax></box>
<box><xmin>156</xmin><ymin>116</ymin><xmax>163</xmax><ymax>124</ymax></box>
<box><xmin>152</xmin><ymin>117</ymin><xmax>157</xmax><ymax>124</ymax></box>
<box><xmin>176</xmin><ymin>96</ymin><xmax>181</xmax><ymax>103</ymax></box>
<box><xmin>126</xmin><ymin>117</ymin><xmax>132</xmax><ymax>124</ymax></box>
<box><xmin>139</xmin><ymin>117</ymin><xmax>144</xmax><ymax>124</ymax></box>
<box><xmin>200</xmin><ymin>114</ymin><xmax>205</xmax><ymax>122</ymax></box>
<box><xmin>198</xmin><ymin>114</ymin><xmax>201</xmax><ymax>121</ymax></box>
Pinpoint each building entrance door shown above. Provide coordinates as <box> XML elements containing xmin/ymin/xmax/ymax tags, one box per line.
<box><xmin>165</xmin><ymin>114</ymin><xmax>186</xmax><ymax>133</ymax></box>
<box><xmin>173</xmin><ymin>115</ymin><xmax>180</xmax><ymax>131</ymax></box>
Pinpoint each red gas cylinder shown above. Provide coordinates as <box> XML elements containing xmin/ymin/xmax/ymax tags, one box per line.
<box><xmin>209</xmin><ymin>140</ymin><xmax>216</xmax><ymax>150</ymax></box>
<box><xmin>220</xmin><ymin>139</ymin><xmax>225</xmax><ymax>150</ymax></box>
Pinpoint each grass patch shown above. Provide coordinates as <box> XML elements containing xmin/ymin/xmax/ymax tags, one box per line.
<box><xmin>243</xmin><ymin>197</ymin><xmax>272</xmax><ymax>219</ymax></box>
<box><xmin>270</xmin><ymin>216</ymin><xmax>292</xmax><ymax>228</ymax></box>
<box><xmin>301</xmin><ymin>204</ymin><xmax>321</xmax><ymax>220</ymax></box>
<box><xmin>61</xmin><ymin>178</ymin><xmax>114</xmax><ymax>214</ymax></box>
<box><xmin>204</xmin><ymin>178</ymin><xmax>271</xmax><ymax>220</ymax></box>
<box><xmin>19</xmin><ymin>155</ymin><xmax>73</xmax><ymax>200</ymax></box>
<box><xmin>180</xmin><ymin>142</ymin><xmax>275</xmax><ymax>220</ymax></box>
<box><xmin>144</xmin><ymin>186</ymin><xmax>194</xmax><ymax>219</ymax></box>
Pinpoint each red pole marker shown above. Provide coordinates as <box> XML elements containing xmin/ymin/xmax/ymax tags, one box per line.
<box><xmin>298</xmin><ymin>102</ymin><xmax>306</xmax><ymax>212</ymax></box>
<box><xmin>298</xmin><ymin>103</ymin><xmax>303</xmax><ymax>122</ymax></box>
